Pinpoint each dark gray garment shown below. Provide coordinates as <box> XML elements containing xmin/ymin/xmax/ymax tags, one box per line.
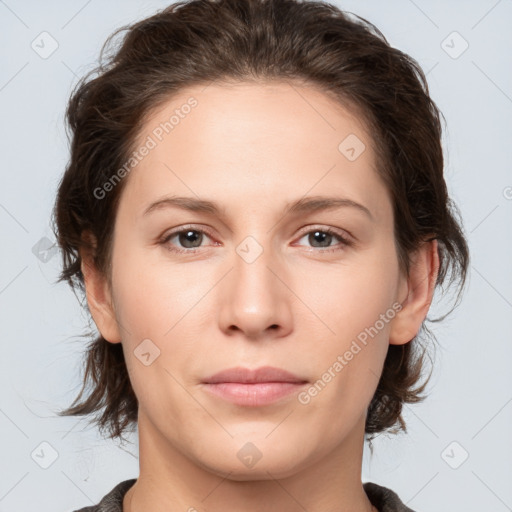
<box><xmin>72</xmin><ymin>478</ymin><xmax>416</xmax><ymax>512</ymax></box>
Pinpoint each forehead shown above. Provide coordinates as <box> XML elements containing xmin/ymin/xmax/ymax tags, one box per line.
<box><xmin>120</xmin><ymin>80</ymin><xmax>390</xmax><ymax>221</ymax></box>
<box><xmin>136</xmin><ymin>80</ymin><xmax>374</xmax><ymax>162</ymax></box>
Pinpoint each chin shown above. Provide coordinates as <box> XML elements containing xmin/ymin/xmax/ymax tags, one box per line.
<box><xmin>193</xmin><ymin>437</ymin><xmax>315</xmax><ymax>481</ymax></box>
<box><xmin>203</xmin><ymin>458</ymin><xmax>308</xmax><ymax>482</ymax></box>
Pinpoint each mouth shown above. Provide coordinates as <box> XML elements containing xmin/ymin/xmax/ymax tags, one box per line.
<box><xmin>201</xmin><ymin>366</ymin><xmax>308</xmax><ymax>407</ymax></box>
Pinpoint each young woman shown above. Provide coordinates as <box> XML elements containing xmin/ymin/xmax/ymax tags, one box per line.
<box><xmin>53</xmin><ymin>0</ymin><xmax>469</xmax><ymax>510</ymax></box>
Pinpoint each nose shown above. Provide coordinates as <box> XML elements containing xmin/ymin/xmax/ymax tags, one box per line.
<box><xmin>217</xmin><ymin>240</ymin><xmax>293</xmax><ymax>341</ymax></box>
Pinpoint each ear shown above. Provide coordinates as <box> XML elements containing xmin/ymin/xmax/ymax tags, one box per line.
<box><xmin>79</xmin><ymin>230</ymin><xmax>122</xmax><ymax>344</ymax></box>
<box><xmin>389</xmin><ymin>239</ymin><xmax>440</xmax><ymax>345</ymax></box>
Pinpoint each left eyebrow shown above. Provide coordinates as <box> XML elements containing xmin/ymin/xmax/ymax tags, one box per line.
<box><xmin>142</xmin><ymin>194</ymin><xmax>373</xmax><ymax>221</ymax></box>
<box><xmin>284</xmin><ymin>195</ymin><xmax>374</xmax><ymax>221</ymax></box>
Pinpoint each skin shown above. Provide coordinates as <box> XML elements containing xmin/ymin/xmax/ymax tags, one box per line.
<box><xmin>80</xmin><ymin>81</ymin><xmax>439</xmax><ymax>512</ymax></box>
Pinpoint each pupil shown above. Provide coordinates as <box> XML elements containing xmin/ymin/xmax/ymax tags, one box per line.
<box><xmin>180</xmin><ymin>230</ymin><xmax>202</xmax><ymax>248</ymax></box>
<box><xmin>309</xmin><ymin>231</ymin><xmax>331</xmax><ymax>247</ymax></box>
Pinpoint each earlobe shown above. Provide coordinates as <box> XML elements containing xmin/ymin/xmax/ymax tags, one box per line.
<box><xmin>389</xmin><ymin>239</ymin><xmax>440</xmax><ymax>346</ymax></box>
<box><xmin>79</xmin><ymin>231</ymin><xmax>122</xmax><ymax>344</ymax></box>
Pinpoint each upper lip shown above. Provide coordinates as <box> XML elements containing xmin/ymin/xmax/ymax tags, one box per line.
<box><xmin>202</xmin><ymin>366</ymin><xmax>308</xmax><ymax>384</ymax></box>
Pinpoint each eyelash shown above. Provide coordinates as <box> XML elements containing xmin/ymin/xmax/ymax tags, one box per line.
<box><xmin>159</xmin><ymin>224</ymin><xmax>354</xmax><ymax>255</ymax></box>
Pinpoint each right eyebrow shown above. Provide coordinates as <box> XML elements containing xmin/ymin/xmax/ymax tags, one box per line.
<box><xmin>142</xmin><ymin>196</ymin><xmax>222</xmax><ymax>217</ymax></box>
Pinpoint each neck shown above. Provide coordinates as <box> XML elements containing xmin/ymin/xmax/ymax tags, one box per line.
<box><xmin>124</xmin><ymin>412</ymin><xmax>376</xmax><ymax>512</ymax></box>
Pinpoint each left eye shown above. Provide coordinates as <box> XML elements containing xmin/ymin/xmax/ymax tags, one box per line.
<box><xmin>295</xmin><ymin>228</ymin><xmax>352</xmax><ymax>250</ymax></box>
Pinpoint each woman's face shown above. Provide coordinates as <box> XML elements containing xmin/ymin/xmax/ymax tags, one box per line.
<box><xmin>98</xmin><ymin>81</ymin><xmax>411</xmax><ymax>478</ymax></box>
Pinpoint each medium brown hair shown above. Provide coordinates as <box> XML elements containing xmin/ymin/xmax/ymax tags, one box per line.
<box><xmin>52</xmin><ymin>0</ymin><xmax>469</xmax><ymax>442</ymax></box>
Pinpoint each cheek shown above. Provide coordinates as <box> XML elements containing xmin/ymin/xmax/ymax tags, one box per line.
<box><xmin>293</xmin><ymin>247</ymin><xmax>399</xmax><ymax>345</ymax></box>
<box><xmin>290</xmin><ymin>247</ymin><xmax>398</xmax><ymax>408</ymax></box>
<box><xmin>110</xmin><ymin>243</ymin><xmax>217</xmax><ymax>402</ymax></box>
<box><xmin>110</xmin><ymin>243</ymin><xmax>211</xmax><ymax>340</ymax></box>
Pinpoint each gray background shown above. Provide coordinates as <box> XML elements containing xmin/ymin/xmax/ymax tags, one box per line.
<box><xmin>0</xmin><ymin>1</ymin><xmax>511</xmax><ymax>511</ymax></box>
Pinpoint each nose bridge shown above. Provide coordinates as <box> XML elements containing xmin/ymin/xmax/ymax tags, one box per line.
<box><xmin>218</xmin><ymin>233</ymin><xmax>292</xmax><ymax>338</ymax></box>
<box><xmin>235</xmin><ymin>236</ymin><xmax>275</xmax><ymax>300</ymax></box>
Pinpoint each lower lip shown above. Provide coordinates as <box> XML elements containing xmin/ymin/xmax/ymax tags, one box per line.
<box><xmin>202</xmin><ymin>382</ymin><xmax>307</xmax><ymax>406</ymax></box>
